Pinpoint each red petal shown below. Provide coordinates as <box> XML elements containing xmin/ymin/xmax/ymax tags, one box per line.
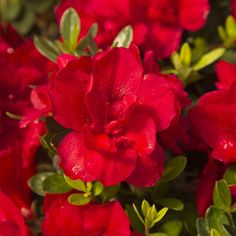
<box><xmin>179</xmin><ymin>0</ymin><xmax>209</xmax><ymax>31</ymax></box>
<box><xmin>49</xmin><ymin>59</ymin><xmax>92</xmax><ymax>131</ymax></box>
<box><xmin>137</xmin><ymin>74</ymin><xmax>177</xmax><ymax>131</ymax></box>
<box><xmin>58</xmin><ymin>131</ymin><xmax>137</xmax><ymax>186</ymax></box>
<box><xmin>126</xmin><ymin>143</ymin><xmax>164</xmax><ymax>187</ymax></box>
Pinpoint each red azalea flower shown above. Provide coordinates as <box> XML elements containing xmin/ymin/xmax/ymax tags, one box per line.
<box><xmin>49</xmin><ymin>47</ymin><xmax>188</xmax><ymax>187</ymax></box>
<box><xmin>0</xmin><ymin>26</ymin><xmax>50</xmax><ymax>213</ymax></box>
<box><xmin>187</xmin><ymin>61</ymin><xmax>236</xmax><ymax>163</ymax></box>
<box><xmin>0</xmin><ymin>191</ymin><xmax>29</xmax><ymax>236</ymax></box>
<box><xmin>55</xmin><ymin>0</ymin><xmax>209</xmax><ymax>58</ymax></box>
<box><xmin>232</xmin><ymin>0</ymin><xmax>236</xmax><ymax>19</ymax></box>
<box><xmin>42</xmin><ymin>194</ymin><xmax>130</xmax><ymax>236</ymax></box>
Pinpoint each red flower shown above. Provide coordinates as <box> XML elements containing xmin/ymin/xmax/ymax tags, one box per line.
<box><xmin>49</xmin><ymin>47</ymin><xmax>187</xmax><ymax>187</ymax></box>
<box><xmin>187</xmin><ymin>61</ymin><xmax>236</xmax><ymax>163</ymax></box>
<box><xmin>42</xmin><ymin>194</ymin><xmax>130</xmax><ymax>236</ymax></box>
<box><xmin>0</xmin><ymin>26</ymin><xmax>50</xmax><ymax>213</ymax></box>
<box><xmin>55</xmin><ymin>0</ymin><xmax>209</xmax><ymax>58</ymax></box>
<box><xmin>0</xmin><ymin>191</ymin><xmax>29</xmax><ymax>236</ymax></box>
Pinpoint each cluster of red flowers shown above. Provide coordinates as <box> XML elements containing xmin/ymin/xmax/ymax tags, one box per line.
<box><xmin>1</xmin><ymin>0</ymin><xmax>236</xmax><ymax>235</ymax></box>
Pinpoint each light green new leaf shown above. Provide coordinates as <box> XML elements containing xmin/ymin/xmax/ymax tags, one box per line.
<box><xmin>68</xmin><ymin>193</ymin><xmax>91</xmax><ymax>206</ymax></box>
<box><xmin>180</xmin><ymin>43</ymin><xmax>192</xmax><ymax>67</ymax></box>
<box><xmin>192</xmin><ymin>48</ymin><xmax>225</xmax><ymax>71</ymax></box>
<box><xmin>112</xmin><ymin>25</ymin><xmax>133</xmax><ymax>48</ymax></box>
<box><xmin>34</xmin><ymin>36</ymin><xmax>60</xmax><ymax>62</ymax></box>
<box><xmin>157</xmin><ymin>198</ymin><xmax>184</xmax><ymax>211</ymax></box>
<box><xmin>64</xmin><ymin>175</ymin><xmax>87</xmax><ymax>192</ymax></box>
<box><xmin>60</xmin><ymin>7</ymin><xmax>80</xmax><ymax>51</ymax></box>
<box><xmin>213</xmin><ymin>180</ymin><xmax>231</xmax><ymax>210</ymax></box>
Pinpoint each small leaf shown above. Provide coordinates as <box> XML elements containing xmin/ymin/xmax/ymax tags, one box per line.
<box><xmin>27</xmin><ymin>172</ymin><xmax>53</xmax><ymax>196</ymax></box>
<box><xmin>92</xmin><ymin>181</ymin><xmax>103</xmax><ymax>196</ymax></box>
<box><xmin>224</xmin><ymin>165</ymin><xmax>236</xmax><ymax>185</ymax></box>
<box><xmin>112</xmin><ymin>25</ymin><xmax>133</xmax><ymax>48</ymax></box>
<box><xmin>196</xmin><ymin>218</ymin><xmax>209</xmax><ymax>236</ymax></box>
<box><xmin>226</xmin><ymin>16</ymin><xmax>236</xmax><ymax>38</ymax></box>
<box><xmin>64</xmin><ymin>175</ymin><xmax>87</xmax><ymax>192</ymax></box>
<box><xmin>68</xmin><ymin>193</ymin><xmax>91</xmax><ymax>206</ymax></box>
<box><xmin>192</xmin><ymin>48</ymin><xmax>225</xmax><ymax>71</ymax></box>
<box><xmin>211</xmin><ymin>229</ymin><xmax>222</xmax><ymax>236</ymax></box>
<box><xmin>180</xmin><ymin>43</ymin><xmax>192</xmax><ymax>67</ymax></box>
<box><xmin>0</xmin><ymin>0</ymin><xmax>21</xmax><ymax>21</ymax></box>
<box><xmin>125</xmin><ymin>204</ymin><xmax>145</xmax><ymax>233</ymax></box>
<box><xmin>141</xmin><ymin>199</ymin><xmax>151</xmax><ymax>217</ymax></box>
<box><xmin>206</xmin><ymin>207</ymin><xmax>230</xmax><ymax>236</ymax></box>
<box><xmin>171</xmin><ymin>52</ymin><xmax>182</xmax><ymax>70</ymax></box>
<box><xmin>151</xmin><ymin>207</ymin><xmax>168</xmax><ymax>227</ymax></box>
<box><xmin>149</xmin><ymin>233</ymin><xmax>168</xmax><ymax>236</ymax></box>
<box><xmin>42</xmin><ymin>173</ymin><xmax>72</xmax><ymax>194</ymax></box>
<box><xmin>87</xmin><ymin>23</ymin><xmax>98</xmax><ymax>38</ymax></box>
<box><xmin>34</xmin><ymin>36</ymin><xmax>60</xmax><ymax>62</ymax></box>
<box><xmin>157</xmin><ymin>198</ymin><xmax>184</xmax><ymax>211</ymax></box>
<box><xmin>160</xmin><ymin>220</ymin><xmax>183</xmax><ymax>236</ymax></box>
<box><xmin>160</xmin><ymin>156</ymin><xmax>187</xmax><ymax>182</ymax></box>
<box><xmin>60</xmin><ymin>7</ymin><xmax>80</xmax><ymax>51</ymax></box>
<box><xmin>213</xmin><ymin>180</ymin><xmax>231</xmax><ymax>210</ymax></box>
<box><xmin>218</xmin><ymin>26</ymin><xmax>227</xmax><ymax>41</ymax></box>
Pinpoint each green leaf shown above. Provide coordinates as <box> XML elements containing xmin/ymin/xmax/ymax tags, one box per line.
<box><xmin>100</xmin><ymin>184</ymin><xmax>120</xmax><ymax>202</ymax></box>
<box><xmin>151</xmin><ymin>207</ymin><xmax>168</xmax><ymax>227</ymax></box>
<box><xmin>157</xmin><ymin>198</ymin><xmax>184</xmax><ymax>211</ymax></box>
<box><xmin>224</xmin><ymin>165</ymin><xmax>236</xmax><ymax>185</ymax></box>
<box><xmin>226</xmin><ymin>16</ymin><xmax>236</xmax><ymax>38</ymax></box>
<box><xmin>149</xmin><ymin>233</ymin><xmax>168</xmax><ymax>236</ymax></box>
<box><xmin>218</xmin><ymin>26</ymin><xmax>227</xmax><ymax>41</ymax></box>
<box><xmin>0</xmin><ymin>0</ymin><xmax>21</xmax><ymax>21</ymax></box>
<box><xmin>180</xmin><ymin>43</ymin><xmax>192</xmax><ymax>67</ymax></box>
<box><xmin>34</xmin><ymin>36</ymin><xmax>60</xmax><ymax>62</ymax></box>
<box><xmin>171</xmin><ymin>52</ymin><xmax>182</xmax><ymax>70</ymax></box>
<box><xmin>92</xmin><ymin>181</ymin><xmax>103</xmax><ymax>196</ymax></box>
<box><xmin>60</xmin><ymin>7</ymin><xmax>80</xmax><ymax>51</ymax></box>
<box><xmin>196</xmin><ymin>218</ymin><xmax>209</xmax><ymax>236</ymax></box>
<box><xmin>182</xmin><ymin>203</ymin><xmax>198</xmax><ymax>235</ymax></box>
<box><xmin>132</xmin><ymin>203</ymin><xmax>145</xmax><ymax>225</ymax></box>
<box><xmin>213</xmin><ymin>180</ymin><xmax>231</xmax><ymax>210</ymax></box>
<box><xmin>87</xmin><ymin>23</ymin><xmax>98</xmax><ymax>38</ymax></box>
<box><xmin>211</xmin><ymin>229</ymin><xmax>222</xmax><ymax>236</ymax></box>
<box><xmin>141</xmin><ymin>199</ymin><xmax>151</xmax><ymax>217</ymax></box>
<box><xmin>125</xmin><ymin>204</ymin><xmax>145</xmax><ymax>233</ymax></box>
<box><xmin>12</xmin><ymin>7</ymin><xmax>35</xmax><ymax>35</ymax></box>
<box><xmin>68</xmin><ymin>193</ymin><xmax>91</xmax><ymax>206</ymax></box>
<box><xmin>148</xmin><ymin>205</ymin><xmax>158</xmax><ymax>227</ymax></box>
<box><xmin>42</xmin><ymin>174</ymin><xmax>72</xmax><ymax>194</ymax></box>
<box><xmin>160</xmin><ymin>156</ymin><xmax>187</xmax><ymax>182</ymax></box>
<box><xmin>112</xmin><ymin>25</ymin><xmax>133</xmax><ymax>48</ymax></box>
<box><xmin>160</xmin><ymin>220</ymin><xmax>183</xmax><ymax>236</ymax></box>
<box><xmin>206</xmin><ymin>207</ymin><xmax>230</xmax><ymax>236</ymax></box>
<box><xmin>64</xmin><ymin>175</ymin><xmax>87</xmax><ymax>192</ymax></box>
<box><xmin>192</xmin><ymin>48</ymin><xmax>225</xmax><ymax>71</ymax></box>
<box><xmin>27</xmin><ymin>172</ymin><xmax>53</xmax><ymax>196</ymax></box>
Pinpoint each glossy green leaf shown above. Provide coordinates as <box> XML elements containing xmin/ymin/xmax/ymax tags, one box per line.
<box><xmin>0</xmin><ymin>0</ymin><xmax>21</xmax><ymax>21</ymax></box>
<box><xmin>27</xmin><ymin>172</ymin><xmax>53</xmax><ymax>196</ymax></box>
<box><xmin>226</xmin><ymin>16</ymin><xmax>236</xmax><ymax>38</ymax></box>
<box><xmin>112</xmin><ymin>25</ymin><xmax>133</xmax><ymax>48</ymax></box>
<box><xmin>42</xmin><ymin>173</ymin><xmax>72</xmax><ymax>194</ymax></box>
<box><xmin>218</xmin><ymin>26</ymin><xmax>227</xmax><ymax>41</ymax></box>
<box><xmin>196</xmin><ymin>218</ymin><xmax>209</xmax><ymax>236</ymax></box>
<box><xmin>92</xmin><ymin>181</ymin><xmax>103</xmax><ymax>196</ymax></box>
<box><xmin>160</xmin><ymin>220</ymin><xmax>183</xmax><ymax>236</ymax></box>
<box><xmin>125</xmin><ymin>204</ymin><xmax>145</xmax><ymax>233</ymax></box>
<box><xmin>171</xmin><ymin>52</ymin><xmax>182</xmax><ymax>70</ymax></box>
<box><xmin>206</xmin><ymin>207</ymin><xmax>230</xmax><ymax>236</ymax></box>
<box><xmin>87</xmin><ymin>23</ymin><xmax>98</xmax><ymax>38</ymax></box>
<box><xmin>34</xmin><ymin>36</ymin><xmax>60</xmax><ymax>62</ymax></box>
<box><xmin>157</xmin><ymin>198</ymin><xmax>184</xmax><ymax>211</ymax></box>
<box><xmin>141</xmin><ymin>199</ymin><xmax>151</xmax><ymax>217</ymax></box>
<box><xmin>64</xmin><ymin>175</ymin><xmax>87</xmax><ymax>192</ymax></box>
<box><xmin>224</xmin><ymin>165</ymin><xmax>236</xmax><ymax>185</ymax></box>
<box><xmin>151</xmin><ymin>207</ymin><xmax>168</xmax><ymax>227</ymax></box>
<box><xmin>180</xmin><ymin>43</ymin><xmax>192</xmax><ymax>67</ymax></box>
<box><xmin>160</xmin><ymin>156</ymin><xmax>187</xmax><ymax>182</ymax></box>
<box><xmin>192</xmin><ymin>48</ymin><xmax>225</xmax><ymax>71</ymax></box>
<box><xmin>68</xmin><ymin>193</ymin><xmax>91</xmax><ymax>206</ymax></box>
<box><xmin>60</xmin><ymin>7</ymin><xmax>80</xmax><ymax>51</ymax></box>
<box><xmin>213</xmin><ymin>180</ymin><xmax>231</xmax><ymax>210</ymax></box>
